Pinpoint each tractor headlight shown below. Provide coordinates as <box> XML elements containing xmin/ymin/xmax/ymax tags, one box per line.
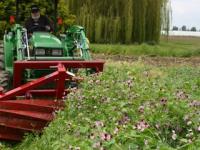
<box><xmin>52</xmin><ymin>49</ymin><xmax>62</xmax><ymax>56</ymax></box>
<box><xmin>35</xmin><ymin>49</ymin><xmax>45</xmax><ymax>56</ymax></box>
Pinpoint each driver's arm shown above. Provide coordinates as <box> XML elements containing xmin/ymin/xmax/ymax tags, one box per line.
<box><xmin>25</xmin><ymin>18</ymin><xmax>32</xmax><ymax>33</ymax></box>
<box><xmin>44</xmin><ymin>16</ymin><xmax>54</xmax><ymax>32</ymax></box>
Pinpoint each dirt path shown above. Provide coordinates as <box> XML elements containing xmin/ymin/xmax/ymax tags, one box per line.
<box><xmin>93</xmin><ymin>54</ymin><xmax>200</xmax><ymax>66</ymax></box>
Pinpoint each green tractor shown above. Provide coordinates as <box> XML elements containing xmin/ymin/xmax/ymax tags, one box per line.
<box><xmin>0</xmin><ymin>0</ymin><xmax>95</xmax><ymax>91</ymax></box>
<box><xmin>0</xmin><ymin>0</ymin><xmax>104</xmax><ymax>141</ymax></box>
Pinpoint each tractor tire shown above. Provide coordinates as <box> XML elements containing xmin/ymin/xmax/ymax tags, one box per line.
<box><xmin>0</xmin><ymin>71</ymin><xmax>10</xmax><ymax>91</ymax></box>
<box><xmin>0</xmin><ymin>43</ymin><xmax>4</xmax><ymax>70</ymax></box>
<box><xmin>0</xmin><ymin>42</ymin><xmax>10</xmax><ymax>91</ymax></box>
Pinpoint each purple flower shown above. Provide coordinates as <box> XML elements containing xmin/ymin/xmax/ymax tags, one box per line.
<box><xmin>160</xmin><ymin>98</ymin><xmax>168</xmax><ymax>106</ymax></box>
<box><xmin>138</xmin><ymin>105</ymin><xmax>145</xmax><ymax>113</ymax></box>
<box><xmin>118</xmin><ymin>115</ymin><xmax>130</xmax><ymax>125</ymax></box>
<box><xmin>95</xmin><ymin>121</ymin><xmax>104</xmax><ymax>128</ymax></box>
<box><xmin>135</xmin><ymin>120</ymin><xmax>150</xmax><ymax>132</ymax></box>
<box><xmin>100</xmin><ymin>132</ymin><xmax>112</xmax><ymax>141</ymax></box>
<box><xmin>176</xmin><ymin>90</ymin><xmax>188</xmax><ymax>100</ymax></box>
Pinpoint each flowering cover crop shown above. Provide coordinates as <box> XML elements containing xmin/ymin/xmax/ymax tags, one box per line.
<box><xmin>3</xmin><ymin>61</ymin><xmax>200</xmax><ymax>150</ymax></box>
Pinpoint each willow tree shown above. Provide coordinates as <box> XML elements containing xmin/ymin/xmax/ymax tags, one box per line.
<box><xmin>66</xmin><ymin>0</ymin><xmax>171</xmax><ymax>44</ymax></box>
<box><xmin>0</xmin><ymin>0</ymin><xmax>171</xmax><ymax>43</ymax></box>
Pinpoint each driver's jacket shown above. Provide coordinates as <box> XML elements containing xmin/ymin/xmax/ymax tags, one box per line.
<box><xmin>25</xmin><ymin>15</ymin><xmax>54</xmax><ymax>33</ymax></box>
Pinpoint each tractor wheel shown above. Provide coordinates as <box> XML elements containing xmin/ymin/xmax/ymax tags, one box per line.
<box><xmin>0</xmin><ymin>43</ymin><xmax>4</xmax><ymax>70</ymax></box>
<box><xmin>0</xmin><ymin>43</ymin><xmax>10</xmax><ymax>91</ymax></box>
<box><xmin>0</xmin><ymin>71</ymin><xmax>10</xmax><ymax>91</ymax></box>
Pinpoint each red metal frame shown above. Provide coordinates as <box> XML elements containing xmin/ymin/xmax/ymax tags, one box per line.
<box><xmin>0</xmin><ymin>60</ymin><xmax>104</xmax><ymax>101</ymax></box>
<box><xmin>0</xmin><ymin>60</ymin><xmax>104</xmax><ymax>141</ymax></box>
<box><xmin>13</xmin><ymin>60</ymin><xmax>104</xmax><ymax>88</ymax></box>
<box><xmin>0</xmin><ymin>99</ymin><xmax>64</xmax><ymax>141</ymax></box>
<box><xmin>56</xmin><ymin>63</ymin><xmax>68</xmax><ymax>99</ymax></box>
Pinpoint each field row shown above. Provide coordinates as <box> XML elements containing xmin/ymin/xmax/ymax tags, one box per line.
<box><xmin>91</xmin><ymin>37</ymin><xmax>200</xmax><ymax>57</ymax></box>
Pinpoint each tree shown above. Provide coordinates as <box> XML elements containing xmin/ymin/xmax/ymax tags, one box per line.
<box><xmin>181</xmin><ymin>25</ymin><xmax>187</xmax><ymax>31</ymax></box>
<box><xmin>1</xmin><ymin>0</ymin><xmax>171</xmax><ymax>44</ymax></box>
<box><xmin>66</xmin><ymin>0</ymin><xmax>171</xmax><ymax>44</ymax></box>
<box><xmin>191</xmin><ymin>27</ymin><xmax>197</xmax><ymax>32</ymax></box>
<box><xmin>172</xmin><ymin>26</ymin><xmax>178</xmax><ymax>31</ymax></box>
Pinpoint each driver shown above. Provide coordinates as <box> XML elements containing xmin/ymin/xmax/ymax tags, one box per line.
<box><xmin>25</xmin><ymin>5</ymin><xmax>53</xmax><ymax>33</ymax></box>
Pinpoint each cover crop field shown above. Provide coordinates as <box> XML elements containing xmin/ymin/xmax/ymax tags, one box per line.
<box><xmin>91</xmin><ymin>37</ymin><xmax>200</xmax><ymax>57</ymax></box>
<box><xmin>3</xmin><ymin>59</ymin><xmax>200</xmax><ymax>150</ymax></box>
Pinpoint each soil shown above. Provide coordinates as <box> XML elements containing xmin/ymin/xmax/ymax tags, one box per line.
<box><xmin>92</xmin><ymin>53</ymin><xmax>200</xmax><ymax>67</ymax></box>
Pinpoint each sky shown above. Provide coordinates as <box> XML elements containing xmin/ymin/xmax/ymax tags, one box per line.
<box><xmin>171</xmin><ymin>0</ymin><xmax>200</xmax><ymax>30</ymax></box>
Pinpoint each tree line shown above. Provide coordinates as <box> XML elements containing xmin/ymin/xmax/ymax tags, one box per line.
<box><xmin>172</xmin><ymin>26</ymin><xmax>199</xmax><ymax>32</ymax></box>
<box><xmin>66</xmin><ymin>0</ymin><xmax>171</xmax><ymax>44</ymax></box>
<box><xmin>0</xmin><ymin>0</ymin><xmax>171</xmax><ymax>44</ymax></box>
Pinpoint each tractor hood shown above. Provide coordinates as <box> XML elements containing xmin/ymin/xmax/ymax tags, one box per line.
<box><xmin>30</xmin><ymin>32</ymin><xmax>63</xmax><ymax>48</ymax></box>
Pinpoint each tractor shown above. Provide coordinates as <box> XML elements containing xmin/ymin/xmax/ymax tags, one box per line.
<box><xmin>0</xmin><ymin>0</ymin><xmax>104</xmax><ymax>141</ymax></box>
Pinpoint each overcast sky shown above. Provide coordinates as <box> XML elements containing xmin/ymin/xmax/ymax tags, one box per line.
<box><xmin>171</xmin><ymin>0</ymin><xmax>200</xmax><ymax>30</ymax></box>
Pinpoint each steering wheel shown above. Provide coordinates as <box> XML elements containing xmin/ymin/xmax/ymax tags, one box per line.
<box><xmin>29</xmin><ymin>24</ymin><xmax>49</xmax><ymax>33</ymax></box>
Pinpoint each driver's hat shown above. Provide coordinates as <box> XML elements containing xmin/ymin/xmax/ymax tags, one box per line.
<box><xmin>31</xmin><ymin>5</ymin><xmax>40</xmax><ymax>13</ymax></box>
